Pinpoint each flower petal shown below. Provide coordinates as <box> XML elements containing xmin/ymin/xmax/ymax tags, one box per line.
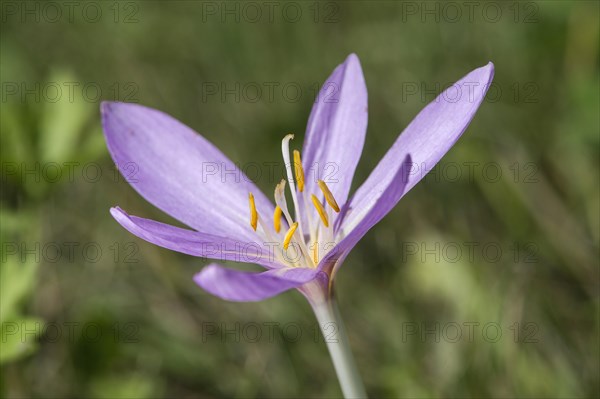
<box><xmin>300</xmin><ymin>54</ymin><xmax>368</xmax><ymax>214</ymax></box>
<box><xmin>194</xmin><ymin>263</ymin><xmax>321</xmax><ymax>302</ymax></box>
<box><xmin>101</xmin><ymin>102</ymin><xmax>274</xmax><ymax>241</ymax></box>
<box><xmin>338</xmin><ymin>62</ymin><xmax>494</xmax><ymax>235</ymax></box>
<box><xmin>319</xmin><ymin>156</ymin><xmax>411</xmax><ymax>276</ymax></box>
<box><xmin>111</xmin><ymin>207</ymin><xmax>281</xmax><ymax>269</ymax></box>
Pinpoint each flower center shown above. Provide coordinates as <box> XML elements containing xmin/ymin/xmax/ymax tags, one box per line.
<box><xmin>248</xmin><ymin>134</ymin><xmax>340</xmax><ymax>268</ymax></box>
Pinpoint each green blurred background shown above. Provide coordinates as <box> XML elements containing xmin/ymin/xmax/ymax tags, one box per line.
<box><xmin>1</xmin><ymin>1</ymin><xmax>598</xmax><ymax>398</ymax></box>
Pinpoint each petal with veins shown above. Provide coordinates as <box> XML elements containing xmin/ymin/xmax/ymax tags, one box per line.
<box><xmin>338</xmin><ymin>62</ymin><xmax>494</xmax><ymax>235</ymax></box>
<box><xmin>102</xmin><ymin>102</ymin><xmax>274</xmax><ymax>241</ymax></box>
<box><xmin>300</xmin><ymin>54</ymin><xmax>368</xmax><ymax>227</ymax></box>
<box><xmin>111</xmin><ymin>207</ymin><xmax>282</xmax><ymax>269</ymax></box>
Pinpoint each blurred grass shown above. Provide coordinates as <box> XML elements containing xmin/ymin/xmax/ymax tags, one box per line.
<box><xmin>1</xmin><ymin>1</ymin><xmax>598</xmax><ymax>398</ymax></box>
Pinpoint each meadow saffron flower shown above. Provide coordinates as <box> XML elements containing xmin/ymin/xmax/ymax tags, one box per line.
<box><xmin>102</xmin><ymin>54</ymin><xmax>494</xmax><ymax>397</ymax></box>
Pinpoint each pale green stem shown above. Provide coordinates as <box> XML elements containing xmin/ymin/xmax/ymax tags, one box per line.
<box><xmin>312</xmin><ymin>297</ymin><xmax>368</xmax><ymax>398</ymax></box>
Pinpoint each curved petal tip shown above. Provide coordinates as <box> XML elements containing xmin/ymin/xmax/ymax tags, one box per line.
<box><xmin>346</xmin><ymin>53</ymin><xmax>360</xmax><ymax>64</ymax></box>
<box><xmin>478</xmin><ymin>62</ymin><xmax>495</xmax><ymax>85</ymax></box>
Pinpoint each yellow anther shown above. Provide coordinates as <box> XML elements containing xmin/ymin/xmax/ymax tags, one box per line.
<box><xmin>293</xmin><ymin>150</ymin><xmax>305</xmax><ymax>192</ymax></box>
<box><xmin>248</xmin><ymin>193</ymin><xmax>258</xmax><ymax>231</ymax></box>
<box><xmin>317</xmin><ymin>180</ymin><xmax>340</xmax><ymax>212</ymax></box>
<box><xmin>311</xmin><ymin>194</ymin><xmax>329</xmax><ymax>227</ymax></box>
<box><xmin>283</xmin><ymin>222</ymin><xmax>299</xmax><ymax>250</ymax></box>
<box><xmin>312</xmin><ymin>242</ymin><xmax>319</xmax><ymax>265</ymax></box>
<box><xmin>274</xmin><ymin>206</ymin><xmax>283</xmax><ymax>233</ymax></box>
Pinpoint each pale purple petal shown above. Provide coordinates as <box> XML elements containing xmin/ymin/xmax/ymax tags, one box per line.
<box><xmin>319</xmin><ymin>156</ymin><xmax>411</xmax><ymax>276</ymax></box>
<box><xmin>111</xmin><ymin>207</ymin><xmax>281</xmax><ymax>269</ymax></box>
<box><xmin>338</xmin><ymin>63</ymin><xmax>494</xmax><ymax>235</ymax></box>
<box><xmin>101</xmin><ymin>102</ymin><xmax>273</xmax><ymax>241</ymax></box>
<box><xmin>300</xmin><ymin>54</ymin><xmax>368</xmax><ymax>223</ymax></box>
<box><xmin>194</xmin><ymin>263</ymin><xmax>323</xmax><ymax>302</ymax></box>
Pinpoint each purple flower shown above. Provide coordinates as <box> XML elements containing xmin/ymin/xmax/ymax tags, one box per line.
<box><xmin>101</xmin><ymin>54</ymin><xmax>494</xmax><ymax>305</ymax></box>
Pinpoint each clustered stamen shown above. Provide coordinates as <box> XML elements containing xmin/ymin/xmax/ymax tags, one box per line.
<box><xmin>248</xmin><ymin>135</ymin><xmax>341</xmax><ymax>268</ymax></box>
<box><xmin>318</xmin><ymin>179</ymin><xmax>340</xmax><ymax>212</ymax></box>
<box><xmin>293</xmin><ymin>150</ymin><xmax>305</xmax><ymax>193</ymax></box>
<box><xmin>248</xmin><ymin>193</ymin><xmax>258</xmax><ymax>231</ymax></box>
<box><xmin>311</xmin><ymin>194</ymin><xmax>329</xmax><ymax>228</ymax></box>
<box><xmin>273</xmin><ymin>206</ymin><xmax>283</xmax><ymax>233</ymax></box>
<box><xmin>283</xmin><ymin>222</ymin><xmax>299</xmax><ymax>250</ymax></box>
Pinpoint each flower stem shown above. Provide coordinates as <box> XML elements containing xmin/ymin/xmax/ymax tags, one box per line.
<box><xmin>312</xmin><ymin>297</ymin><xmax>368</xmax><ymax>398</ymax></box>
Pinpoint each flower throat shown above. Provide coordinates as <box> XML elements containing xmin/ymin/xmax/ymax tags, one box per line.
<box><xmin>248</xmin><ymin>134</ymin><xmax>340</xmax><ymax>268</ymax></box>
